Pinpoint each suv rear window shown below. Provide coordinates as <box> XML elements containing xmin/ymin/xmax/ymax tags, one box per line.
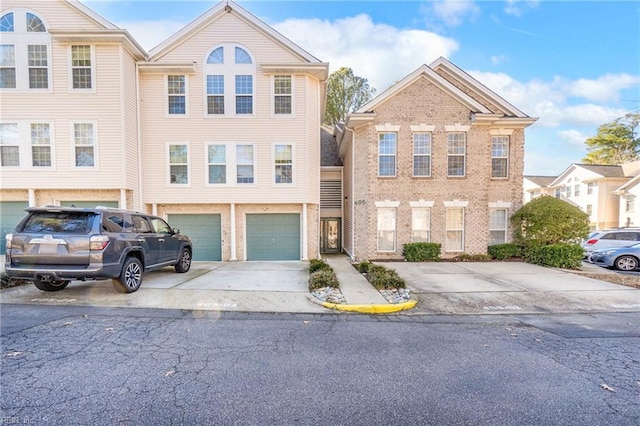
<box><xmin>21</xmin><ymin>212</ymin><xmax>94</xmax><ymax>234</ymax></box>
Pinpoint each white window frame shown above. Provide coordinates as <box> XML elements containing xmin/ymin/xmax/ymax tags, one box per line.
<box><xmin>71</xmin><ymin>121</ymin><xmax>97</xmax><ymax>169</ymax></box>
<box><xmin>236</xmin><ymin>143</ymin><xmax>256</xmax><ymax>185</ymax></box>
<box><xmin>166</xmin><ymin>74</ymin><xmax>188</xmax><ymax>117</ymax></box>
<box><xmin>626</xmin><ymin>195</ymin><xmax>635</xmax><ymax>212</ymax></box>
<box><xmin>445</xmin><ymin>206</ymin><xmax>465</xmax><ymax>252</ymax></box>
<box><xmin>272</xmin><ymin>75</ymin><xmax>294</xmax><ymax>117</ymax></box>
<box><xmin>167</xmin><ymin>142</ymin><xmax>189</xmax><ymax>186</ymax></box>
<box><xmin>203</xmin><ymin>44</ymin><xmax>255</xmax><ymax>118</ymax></box>
<box><xmin>411</xmin><ymin>207</ymin><xmax>431</xmax><ymax>242</ymax></box>
<box><xmin>69</xmin><ymin>44</ymin><xmax>95</xmax><ymax>92</ymax></box>
<box><xmin>273</xmin><ymin>143</ymin><xmax>294</xmax><ymax>185</ymax></box>
<box><xmin>447</xmin><ymin>132</ymin><xmax>466</xmax><ymax>177</ymax></box>
<box><xmin>377</xmin><ymin>207</ymin><xmax>397</xmax><ymax>252</ymax></box>
<box><xmin>489</xmin><ymin>208</ymin><xmax>508</xmax><ymax>246</ymax></box>
<box><xmin>30</xmin><ymin>122</ymin><xmax>53</xmax><ymax>168</ymax></box>
<box><xmin>27</xmin><ymin>44</ymin><xmax>49</xmax><ymax>89</ymax></box>
<box><xmin>413</xmin><ymin>133</ymin><xmax>432</xmax><ymax>177</ymax></box>
<box><xmin>587</xmin><ymin>182</ymin><xmax>594</xmax><ymax>195</ymax></box>
<box><xmin>0</xmin><ymin>10</ymin><xmax>51</xmax><ymax>92</ymax></box>
<box><xmin>0</xmin><ymin>122</ymin><xmax>20</xmax><ymax>167</ymax></box>
<box><xmin>490</xmin><ymin>135</ymin><xmax>509</xmax><ymax>179</ymax></box>
<box><xmin>205</xmin><ymin>143</ymin><xmax>227</xmax><ymax>185</ymax></box>
<box><xmin>378</xmin><ymin>132</ymin><xmax>397</xmax><ymax>177</ymax></box>
<box><xmin>205</xmin><ymin>74</ymin><xmax>225</xmax><ymax>115</ymax></box>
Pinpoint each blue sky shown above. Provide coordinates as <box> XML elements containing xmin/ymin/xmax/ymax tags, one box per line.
<box><xmin>81</xmin><ymin>0</ymin><xmax>640</xmax><ymax>176</ymax></box>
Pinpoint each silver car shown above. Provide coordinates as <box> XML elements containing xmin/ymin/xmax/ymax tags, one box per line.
<box><xmin>581</xmin><ymin>229</ymin><xmax>640</xmax><ymax>258</ymax></box>
<box><xmin>589</xmin><ymin>242</ymin><xmax>640</xmax><ymax>271</ymax></box>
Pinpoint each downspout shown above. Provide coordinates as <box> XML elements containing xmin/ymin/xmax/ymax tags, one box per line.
<box><xmin>135</xmin><ymin>62</ymin><xmax>144</xmax><ymax>212</ymax></box>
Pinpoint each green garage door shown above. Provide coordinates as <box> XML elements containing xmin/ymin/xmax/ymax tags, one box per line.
<box><xmin>246</xmin><ymin>214</ymin><xmax>300</xmax><ymax>260</ymax></box>
<box><xmin>167</xmin><ymin>214</ymin><xmax>221</xmax><ymax>261</ymax></box>
<box><xmin>60</xmin><ymin>201</ymin><xmax>119</xmax><ymax>208</ymax></box>
<box><xmin>1</xmin><ymin>202</ymin><xmax>29</xmax><ymax>255</ymax></box>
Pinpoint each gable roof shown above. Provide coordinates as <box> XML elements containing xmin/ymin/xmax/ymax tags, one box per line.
<box><xmin>429</xmin><ymin>57</ymin><xmax>529</xmax><ymax>118</ymax></box>
<box><xmin>355</xmin><ymin>63</ymin><xmax>492</xmax><ymax>116</ymax></box>
<box><xmin>549</xmin><ymin>163</ymin><xmax>626</xmax><ymax>187</ymax></box>
<box><xmin>524</xmin><ymin>175</ymin><xmax>557</xmax><ymax>187</ymax></box>
<box><xmin>148</xmin><ymin>0</ymin><xmax>321</xmax><ymax>64</ymax></box>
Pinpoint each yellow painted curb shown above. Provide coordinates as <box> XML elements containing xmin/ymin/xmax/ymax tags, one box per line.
<box><xmin>322</xmin><ymin>299</ymin><xmax>417</xmax><ymax>314</ymax></box>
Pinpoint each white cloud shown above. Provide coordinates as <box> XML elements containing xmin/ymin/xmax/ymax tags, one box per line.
<box><xmin>272</xmin><ymin>15</ymin><xmax>458</xmax><ymax>91</ymax></box>
<box><xmin>504</xmin><ymin>0</ymin><xmax>541</xmax><ymax>17</ymax></box>
<box><xmin>557</xmin><ymin>129</ymin><xmax>588</xmax><ymax>148</ymax></box>
<box><xmin>425</xmin><ymin>0</ymin><xmax>481</xmax><ymax>28</ymax></box>
<box><xmin>567</xmin><ymin>73</ymin><xmax>640</xmax><ymax>103</ymax></box>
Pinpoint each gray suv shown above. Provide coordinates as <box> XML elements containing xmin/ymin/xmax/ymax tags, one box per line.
<box><xmin>4</xmin><ymin>206</ymin><xmax>192</xmax><ymax>293</ymax></box>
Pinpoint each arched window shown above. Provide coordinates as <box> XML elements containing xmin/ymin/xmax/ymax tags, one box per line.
<box><xmin>203</xmin><ymin>44</ymin><xmax>255</xmax><ymax>116</ymax></box>
<box><xmin>0</xmin><ymin>10</ymin><xmax>50</xmax><ymax>90</ymax></box>
<box><xmin>0</xmin><ymin>13</ymin><xmax>13</xmax><ymax>32</ymax></box>
<box><xmin>26</xmin><ymin>12</ymin><xmax>46</xmax><ymax>32</ymax></box>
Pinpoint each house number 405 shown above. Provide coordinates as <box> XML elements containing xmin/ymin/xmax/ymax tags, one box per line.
<box><xmin>354</xmin><ymin>200</ymin><xmax>366</xmax><ymax>205</ymax></box>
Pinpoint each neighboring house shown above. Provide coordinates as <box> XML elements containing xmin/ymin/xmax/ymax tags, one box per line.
<box><xmin>0</xmin><ymin>0</ymin><xmax>147</xmax><ymax>252</ymax></box>
<box><xmin>336</xmin><ymin>58</ymin><xmax>537</xmax><ymax>260</ymax></box>
<box><xmin>614</xmin><ymin>169</ymin><xmax>640</xmax><ymax>228</ymax></box>
<box><xmin>0</xmin><ymin>0</ymin><xmax>329</xmax><ymax>260</ymax></box>
<box><xmin>523</xmin><ymin>175</ymin><xmax>556</xmax><ymax>203</ymax></box>
<box><xmin>548</xmin><ymin>162</ymin><xmax>640</xmax><ymax>231</ymax></box>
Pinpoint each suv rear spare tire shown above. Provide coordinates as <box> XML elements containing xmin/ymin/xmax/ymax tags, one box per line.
<box><xmin>113</xmin><ymin>257</ymin><xmax>143</xmax><ymax>293</ymax></box>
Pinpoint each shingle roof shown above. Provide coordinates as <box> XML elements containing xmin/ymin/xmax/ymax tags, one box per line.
<box><xmin>575</xmin><ymin>164</ymin><xmax>625</xmax><ymax>177</ymax></box>
<box><xmin>321</xmin><ymin>126</ymin><xmax>342</xmax><ymax>167</ymax></box>
<box><xmin>524</xmin><ymin>175</ymin><xmax>556</xmax><ymax>187</ymax></box>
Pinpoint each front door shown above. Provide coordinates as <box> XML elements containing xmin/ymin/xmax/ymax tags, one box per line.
<box><xmin>320</xmin><ymin>218</ymin><xmax>341</xmax><ymax>253</ymax></box>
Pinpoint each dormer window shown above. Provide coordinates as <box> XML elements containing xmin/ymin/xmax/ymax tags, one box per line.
<box><xmin>204</xmin><ymin>44</ymin><xmax>255</xmax><ymax>117</ymax></box>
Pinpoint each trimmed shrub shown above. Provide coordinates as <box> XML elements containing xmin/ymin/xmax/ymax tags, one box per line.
<box><xmin>365</xmin><ymin>264</ymin><xmax>406</xmax><ymax>290</ymax></box>
<box><xmin>402</xmin><ymin>242</ymin><xmax>441</xmax><ymax>262</ymax></box>
<box><xmin>523</xmin><ymin>243</ymin><xmax>584</xmax><ymax>270</ymax></box>
<box><xmin>353</xmin><ymin>260</ymin><xmax>374</xmax><ymax>274</ymax></box>
<box><xmin>488</xmin><ymin>243</ymin><xmax>523</xmax><ymax>260</ymax></box>
<box><xmin>309</xmin><ymin>259</ymin><xmax>331</xmax><ymax>274</ymax></box>
<box><xmin>452</xmin><ymin>253</ymin><xmax>492</xmax><ymax>262</ymax></box>
<box><xmin>308</xmin><ymin>269</ymin><xmax>339</xmax><ymax>291</ymax></box>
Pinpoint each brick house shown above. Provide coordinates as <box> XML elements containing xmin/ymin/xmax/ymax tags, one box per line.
<box><xmin>336</xmin><ymin>59</ymin><xmax>537</xmax><ymax>260</ymax></box>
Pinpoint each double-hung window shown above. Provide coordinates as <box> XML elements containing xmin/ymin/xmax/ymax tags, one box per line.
<box><xmin>274</xmin><ymin>75</ymin><xmax>292</xmax><ymax>115</ymax></box>
<box><xmin>235</xmin><ymin>75</ymin><xmax>253</xmax><ymax>114</ymax></box>
<box><xmin>30</xmin><ymin>123</ymin><xmax>51</xmax><ymax>167</ymax></box>
<box><xmin>413</xmin><ymin>133</ymin><xmax>431</xmax><ymax>177</ymax></box>
<box><xmin>204</xmin><ymin>45</ymin><xmax>255</xmax><ymax>117</ymax></box>
<box><xmin>28</xmin><ymin>45</ymin><xmax>48</xmax><ymax>89</ymax></box>
<box><xmin>377</xmin><ymin>208</ymin><xmax>396</xmax><ymax>252</ymax></box>
<box><xmin>412</xmin><ymin>208</ymin><xmax>431</xmax><ymax>242</ymax></box>
<box><xmin>491</xmin><ymin>136</ymin><xmax>508</xmax><ymax>178</ymax></box>
<box><xmin>73</xmin><ymin>123</ymin><xmax>96</xmax><ymax>167</ymax></box>
<box><xmin>167</xmin><ymin>75</ymin><xmax>186</xmax><ymax>115</ymax></box>
<box><xmin>0</xmin><ymin>123</ymin><xmax>19</xmax><ymax>166</ymax></box>
<box><xmin>206</xmin><ymin>75</ymin><xmax>224</xmax><ymax>114</ymax></box>
<box><xmin>236</xmin><ymin>144</ymin><xmax>254</xmax><ymax>184</ymax></box>
<box><xmin>0</xmin><ymin>44</ymin><xmax>16</xmax><ymax>88</ymax></box>
<box><xmin>626</xmin><ymin>195</ymin><xmax>635</xmax><ymax>212</ymax></box>
<box><xmin>71</xmin><ymin>45</ymin><xmax>92</xmax><ymax>89</ymax></box>
<box><xmin>274</xmin><ymin>144</ymin><xmax>293</xmax><ymax>184</ymax></box>
<box><xmin>446</xmin><ymin>207</ymin><xmax>464</xmax><ymax>251</ymax></box>
<box><xmin>168</xmin><ymin>144</ymin><xmax>188</xmax><ymax>184</ymax></box>
<box><xmin>447</xmin><ymin>133</ymin><xmax>466</xmax><ymax>177</ymax></box>
<box><xmin>207</xmin><ymin>144</ymin><xmax>226</xmax><ymax>184</ymax></box>
<box><xmin>378</xmin><ymin>133</ymin><xmax>396</xmax><ymax>177</ymax></box>
<box><xmin>489</xmin><ymin>209</ymin><xmax>507</xmax><ymax>245</ymax></box>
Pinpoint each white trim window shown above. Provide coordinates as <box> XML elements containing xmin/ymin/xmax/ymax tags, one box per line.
<box><xmin>377</xmin><ymin>207</ymin><xmax>396</xmax><ymax>252</ymax></box>
<box><xmin>587</xmin><ymin>182</ymin><xmax>595</xmax><ymax>195</ymax></box>
<box><xmin>1</xmin><ymin>11</ymin><xmax>50</xmax><ymax>91</ymax></box>
<box><xmin>412</xmin><ymin>208</ymin><xmax>431</xmax><ymax>242</ymax></box>
<box><xmin>0</xmin><ymin>122</ymin><xmax>19</xmax><ymax>166</ymax></box>
<box><xmin>378</xmin><ymin>133</ymin><xmax>396</xmax><ymax>177</ymax></box>
<box><xmin>413</xmin><ymin>133</ymin><xmax>431</xmax><ymax>177</ymax></box>
<box><xmin>491</xmin><ymin>136</ymin><xmax>508</xmax><ymax>178</ymax></box>
<box><xmin>204</xmin><ymin>44</ymin><xmax>255</xmax><ymax>117</ymax></box>
<box><xmin>274</xmin><ymin>143</ymin><xmax>293</xmax><ymax>184</ymax></box>
<box><xmin>574</xmin><ymin>184</ymin><xmax>580</xmax><ymax>197</ymax></box>
<box><xmin>445</xmin><ymin>207</ymin><xmax>464</xmax><ymax>251</ymax></box>
<box><xmin>71</xmin><ymin>45</ymin><xmax>93</xmax><ymax>90</ymax></box>
<box><xmin>273</xmin><ymin>75</ymin><xmax>292</xmax><ymax>115</ymax></box>
<box><xmin>73</xmin><ymin>122</ymin><xmax>96</xmax><ymax>167</ymax></box>
<box><xmin>489</xmin><ymin>208</ymin><xmax>508</xmax><ymax>245</ymax></box>
<box><xmin>167</xmin><ymin>75</ymin><xmax>187</xmax><ymax>115</ymax></box>
<box><xmin>447</xmin><ymin>132</ymin><xmax>466</xmax><ymax>177</ymax></box>
<box><xmin>30</xmin><ymin>123</ymin><xmax>51</xmax><ymax>167</ymax></box>
<box><xmin>626</xmin><ymin>195</ymin><xmax>635</xmax><ymax>212</ymax></box>
<box><xmin>207</xmin><ymin>144</ymin><xmax>226</xmax><ymax>184</ymax></box>
<box><xmin>168</xmin><ymin>143</ymin><xmax>189</xmax><ymax>184</ymax></box>
<box><xmin>236</xmin><ymin>144</ymin><xmax>255</xmax><ymax>184</ymax></box>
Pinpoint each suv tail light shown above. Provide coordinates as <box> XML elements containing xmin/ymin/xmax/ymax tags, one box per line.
<box><xmin>586</xmin><ymin>239</ymin><xmax>599</xmax><ymax>246</ymax></box>
<box><xmin>90</xmin><ymin>235</ymin><xmax>110</xmax><ymax>251</ymax></box>
<box><xmin>5</xmin><ymin>233</ymin><xmax>12</xmax><ymax>250</ymax></box>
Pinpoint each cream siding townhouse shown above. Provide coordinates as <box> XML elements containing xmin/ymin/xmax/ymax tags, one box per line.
<box><xmin>0</xmin><ymin>0</ymin><xmax>329</xmax><ymax>261</ymax></box>
<box><xmin>0</xmin><ymin>0</ymin><xmax>146</xmax><ymax>252</ymax></box>
<box><xmin>337</xmin><ymin>59</ymin><xmax>537</xmax><ymax>260</ymax></box>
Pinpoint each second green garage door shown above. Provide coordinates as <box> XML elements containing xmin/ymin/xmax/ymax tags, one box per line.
<box><xmin>246</xmin><ymin>214</ymin><xmax>300</xmax><ymax>260</ymax></box>
<box><xmin>167</xmin><ymin>214</ymin><xmax>221</xmax><ymax>261</ymax></box>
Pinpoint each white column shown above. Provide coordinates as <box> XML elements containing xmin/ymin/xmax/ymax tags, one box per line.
<box><xmin>302</xmin><ymin>203</ymin><xmax>308</xmax><ymax>260</ymax></box>
<box><xmin>120</xmin><ymin>189</ymin><xmax>127</xmax><ymax>209</ymax></box>
<box><xmin>230</xmin><ymin>203</ymin><xmax>237</xmax><ymax>261</ymax></box>
<box><xmin>151</xmin><ymin>203</ymin><xmax>158</xmax><ymax>216</ymax></box>
<box><xmin>28</xmin><ymin>189</ymin><xmax>36</xmax><ymax>207</ymax></box>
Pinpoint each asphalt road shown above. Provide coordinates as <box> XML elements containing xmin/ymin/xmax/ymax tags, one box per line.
<box><xmin>1</xmin><ymin>305</ymin><xmax>639</xmax><ymax>425</ymax></box>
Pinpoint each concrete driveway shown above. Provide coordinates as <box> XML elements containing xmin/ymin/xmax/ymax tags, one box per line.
<box><xmin>378</xmin><ymin>261</ymin><xmax>640</xmax><ymax>315</ymax></box>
